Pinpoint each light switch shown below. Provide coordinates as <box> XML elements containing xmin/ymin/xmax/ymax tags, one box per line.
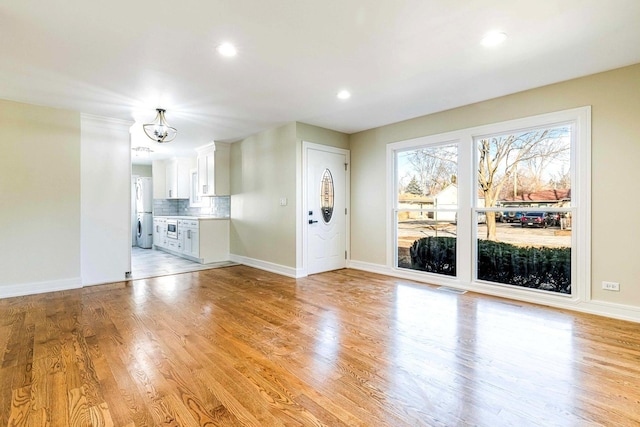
<box><xmin>279</xmin><ymin>197</ymin><xmax>288</xmax><ymax>206</ymax></box>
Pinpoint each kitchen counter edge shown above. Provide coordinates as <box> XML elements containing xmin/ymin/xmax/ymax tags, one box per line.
<box><xmin>154</xmin><ymin>215</ymin><xmax>230</xmax><ymax>221</ymax></box>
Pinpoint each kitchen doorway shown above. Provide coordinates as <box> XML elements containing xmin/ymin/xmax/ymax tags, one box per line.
<box><xmin>130</xmin><ymin>164</ymin><xmax>235</xmax><ymax>280</ymax></box>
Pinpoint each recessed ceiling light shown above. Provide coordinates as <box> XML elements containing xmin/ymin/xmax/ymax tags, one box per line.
<box><xmin>217</xmin><ymin>42</ymin><xmax>237</xmax><ymax>57</ymax></box>
<box><xmin>481</xmin><ymin>31</ymin><xmax>507</xmax><ymax>47</ymax></box>
<box><xmin>337</xmin><ymin>90</ymin><xmax>351</xmax><ymax>100</ymax></box>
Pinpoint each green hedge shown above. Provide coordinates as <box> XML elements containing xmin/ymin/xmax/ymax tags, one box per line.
<box><xmin>408</xmin><ymin>237</ymin><xmax>571</xmax><ymax>293</ymax></box>
<box><xmin>409</xmin><ymin>236</ymin><xmax>456</xmax><ymax>276</ymax></box>
<box><xmin>477</xmin><ymin>240</ymin><xmax>571</xmax><ymax>294</ymax></box>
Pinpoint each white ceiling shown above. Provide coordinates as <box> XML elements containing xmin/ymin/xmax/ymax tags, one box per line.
<box><xmin>2</xmin><ymin>1</ymin><xmax>640</xmax><ymax>163</ymax></box>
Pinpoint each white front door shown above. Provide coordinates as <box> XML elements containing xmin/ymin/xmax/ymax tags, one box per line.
<box><xmin>306</xmin><ymin>145</ymin><xmax>348</xmax><ymax>275</ymax></box>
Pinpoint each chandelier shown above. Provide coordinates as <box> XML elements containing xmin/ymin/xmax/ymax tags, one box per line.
<box><xmin>143</xmin><ymin>108</ymin><xmax>177</xmax><ymax>143</ymax></box>
<box><xmin>131</xmin><ymin>146</ymin><xmax>153</xmax><ymax>159</ymax></box>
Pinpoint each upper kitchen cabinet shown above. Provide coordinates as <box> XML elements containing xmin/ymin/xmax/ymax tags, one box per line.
<box><xmin>153</xmin><ymin>157</ymin><xmax>195</xmax><ymax>199</ymax></box>
<box><xmin>166</xmin><ymin>157</ymin><xmax>195</xmax><ymax>199</ymax></box>
<box><xmin>196</xmin><ymin>142</ymin><xmax>230</xmax><ymax>196</ymax></box>
<box><xmin>196</xmin><ymin>143</ymin><xmax>215</xmax><ymax>196</ymax></box>
<box><xmin>152</xmin><ymin>159</ymin><xmax>166</xmax><ymax>199</ymax></box>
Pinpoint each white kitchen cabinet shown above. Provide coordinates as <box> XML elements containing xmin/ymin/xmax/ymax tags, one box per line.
<box><xmin>198</xmin><ymin>219</ymin><xmax>229</xmax><ymax>262</ymax></box>
<box><xmin>153</xmin><ymin>217</ymin><xmax>167</xmax><ymax>249</ymax></box>
<box><xmin>196</xmin><ymin>143</ymin><xmax>216</xmax><ymax>196</ymax></box>
<box><xmin>189</xmin><ymin>168</ymin><xmax>204</xmax><ymax>207</ymax></box>
<box><xmin>179</xmin><ymin>218</ymin><xmax>228</xmax><ymax>262</ymax></box>
<box><xmin>179</xmin><ymin>219</ymin><xmax>199</xmax><ymax>258</ymax></box>
<box><xmin>154</xmin><ymin>216</ymin><xmax>229</xmax><ymax>263</ymax></box>
<box><xmin>215</xmin><ymin>142</ymin><xmax>230</xmax><ymax>195</ymax></box>
<box><xmin>165</xmin><ymin>157</ymin><xmax>195</xmax><ymax>199</ymax></box>
<box><xmin>183</xmin><ymin>227</ymin><xmax>199</xmax><ymax>258</ymax></box>
<box><xmin>152</xmin><ymin>160</ymin><xmax>167</xmax><ymax>199</ymax></box>
<box><xmin>196</xmin><ymin>142</ymin><xmax>230</xmax><ymax>196</ymax></box>
<box><xmin>166</xmin><ymin>236</ymin><xmax>182</xmax><ymax>252</ymax></box>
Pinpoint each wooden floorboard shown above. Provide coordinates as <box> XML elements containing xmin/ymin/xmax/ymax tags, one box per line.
<box><xmin>0</xmin><ymin>265</ymin><xmax>639</xmax><ymax>426</ymax></box>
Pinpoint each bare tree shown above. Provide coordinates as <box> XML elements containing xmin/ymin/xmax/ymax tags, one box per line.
<box><xmin>478</xmin><ymin>127</ymin><xmax>569</xmax><ymax>240</ymax></box>
<box><xmin>549</xmin><ymin>165</ymin><xmax>571</xmax><ymax>190</ymax></box>
<box><xmin>521</xmin><ymin>141</ymin><xmax>570</xmax><ymax>191</ymax></box>
<box><xmin>405</xmin><ymin>146</ymin><xmax>457</xmax><ymax>196</ymax></box>
<box><xmin>499</xmin><ymin>167</ymin><xmax>546</xmax><ymax>199</ymax></box>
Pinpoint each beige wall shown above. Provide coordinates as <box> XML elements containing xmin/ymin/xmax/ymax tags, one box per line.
<box><xmin>296</xmin><ymin>122</ymin><xmax>350</xmax><ymax>150</ymax></box>
<box><xmin>132</xmin><ymin>164</ymin><xmax>152</xmax><ymax>177</ymax></box>
<box><xmin>0</xmin><ymin>99</ymin><xmax>81</xmax><ymax>288</ymax></box>
<box><xmin>229</xmin><ymin>122</ymin><xmax>349</xmax><ymax>271</ymax></box>
<box><xmin>350</xmin><ymin>63</ymin><xmax>640</xmax><ymax>308</ymax></box>
<box><xmin>230</xmin><ymin>122</ymin><xmax>298</xmax><ymax>267</ymax></box>
<box><xmin>3</xmin><ymin>62</ymin><xmax>637</xmax><ymax>313</ymax></box>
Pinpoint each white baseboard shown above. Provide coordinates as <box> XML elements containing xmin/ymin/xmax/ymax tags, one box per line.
<box><xmin>0</xmin><ymin>277</ymin><xmax>82</xmax><ymax>299</ymax></box>
<box><xmin>229</xmin><ymin>254</ymin><xmax>305</xmax><ymax>278</ymax></box>
<box><xmin>349</xmin><ymin>259</ymin><xmax>640</xmax><ymax>323</ymax></box>
<box><xmin>577</xmin><ymin>300</ymin><xmax>640</xmax><ymax>324</ymax></box>
<box><xmin>347</xmin><ymin>260</ymin><xmax>393</xmax><ymax>276</ymax></box>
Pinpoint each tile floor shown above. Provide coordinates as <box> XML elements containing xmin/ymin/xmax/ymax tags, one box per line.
<box><xmin>130</xmin><ymin>246</ymin><xmax>237</xmax><ymax>280</ymax></box>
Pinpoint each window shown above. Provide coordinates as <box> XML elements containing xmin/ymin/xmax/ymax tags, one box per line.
<box><xmin>474</xmin><ymin>125</ymin><xmax>572</xmax><ymax>294</ymax></box>
<box><xmin>388</xmin><ymin>107</ymin><xmax>590</xmax><ymax>301</ymax></box>
<box><xmin>320</xmin><ymin>169</ymin><xmax>335</xmax><ymax>223</ymax></box>
<box><xmin>394</xmin><ymin>143</ymin><xmax>458</xmax><ymax>276</ymax></box>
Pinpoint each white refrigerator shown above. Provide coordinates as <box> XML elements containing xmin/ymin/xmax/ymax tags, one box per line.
<box><xmin>135</xmin><ymin>177</ymin><xmax>153</xmax><ymax>248</ymax></box>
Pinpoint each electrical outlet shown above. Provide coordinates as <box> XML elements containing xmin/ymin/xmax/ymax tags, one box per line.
<box><xmin>602</xmin><ymin>281</ymin><xmax>620</xmax><ymax>291</ymax></box>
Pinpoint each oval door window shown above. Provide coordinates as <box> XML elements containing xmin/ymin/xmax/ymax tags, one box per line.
<box><xmin>320</xmin><ymin>168</ymin><xmax>334</xmax><ymax>223</ymax></box>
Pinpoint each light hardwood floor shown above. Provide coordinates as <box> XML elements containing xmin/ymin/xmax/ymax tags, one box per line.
<box><xmin>1</xmin><ymin>266</ymin><xmax>639</xmax><ymax>426</ymax></box>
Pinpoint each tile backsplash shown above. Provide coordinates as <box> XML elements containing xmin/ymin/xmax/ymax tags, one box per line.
<box><xmin>153</xmin><ymin>196</ymin><xmax>230</xmax><ymax>218</ymax></box>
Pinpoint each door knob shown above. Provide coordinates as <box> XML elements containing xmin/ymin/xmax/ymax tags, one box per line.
<box><xmin>308</xmin><ymin>220</ymin><xmax>318</xmax><ymax>224</ymax></box>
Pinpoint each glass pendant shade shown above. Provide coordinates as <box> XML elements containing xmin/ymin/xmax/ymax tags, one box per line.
<box><xmin>143</xmin><ymin>108</ymin><xmax>177</xmax><ymax>143</ymax></box>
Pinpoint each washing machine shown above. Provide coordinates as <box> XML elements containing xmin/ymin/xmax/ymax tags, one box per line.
<box><xmin>136</xmin><ymin>213</ymin><xmax>153</xmax><ymax>249</ymax></box>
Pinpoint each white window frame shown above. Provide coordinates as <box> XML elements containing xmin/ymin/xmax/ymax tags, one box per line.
<box><xmin>387</xmin><ymin>106</ymin><xmax>591</xmax><ymax>307</ymax></box>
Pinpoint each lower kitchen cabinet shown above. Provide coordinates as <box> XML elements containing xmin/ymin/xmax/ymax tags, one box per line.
<box><xmin>153</xmin><ymin>217</ymin><xmax>167</xmax><ymax>248</ymax></box>
<box><xmin>179</xmin><ymin>219</ymin><xmax>199</xmax><ymax>259</ymax></box>
<box><xmin>154</xmin><ymin>217</ymin><xmax>228</xmax><ymax>263</ymax></box>
<box><xmin>165</xmin><ymin>237</ymin><xmax>182</xmax><ymax>253</ymax></box>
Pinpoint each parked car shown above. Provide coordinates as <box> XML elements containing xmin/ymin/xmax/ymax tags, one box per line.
<box><xmin>487</xmin><ymin>211</ymin><xmax>504</xmax><ymax>222</ymax></box>
<box><xmin>504</xmin><ymin>212</ymin><xmax>523</xmax><ymax>223</ymax></box>
<box><xmin>520</xmin><ymin>212</ymin><xmax>549</xmax><ymax>228</ymax></box>
<box><xmin>545</xmin><ymin>212</ymin><xmax>561</xmax><ymax>227</ymax></box>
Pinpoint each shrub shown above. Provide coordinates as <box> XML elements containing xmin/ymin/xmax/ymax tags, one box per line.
<box><xmin>477</xmin><ymin>240</ymin><xmax>571</xmax><ymax>294</ymax></box>
<box><xmin>409</xmin><ymin>236</ymin><xmax>456</xmax><ymax>276</ymax></box>
<box><xmin>407</xmin><ymin>237</ymin><xmax>571</xmax><ymax>293</ymax></box>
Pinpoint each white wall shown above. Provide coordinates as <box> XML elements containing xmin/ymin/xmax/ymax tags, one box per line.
<box><xmin>0</xmin><ymin>99</ymin><xmax>81</xmax><ymax>296</ymax></box>
<box><xmin>80</xmin><ymin>115</ymin><xmax>132</xmax><ymax>286</ymax></box>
